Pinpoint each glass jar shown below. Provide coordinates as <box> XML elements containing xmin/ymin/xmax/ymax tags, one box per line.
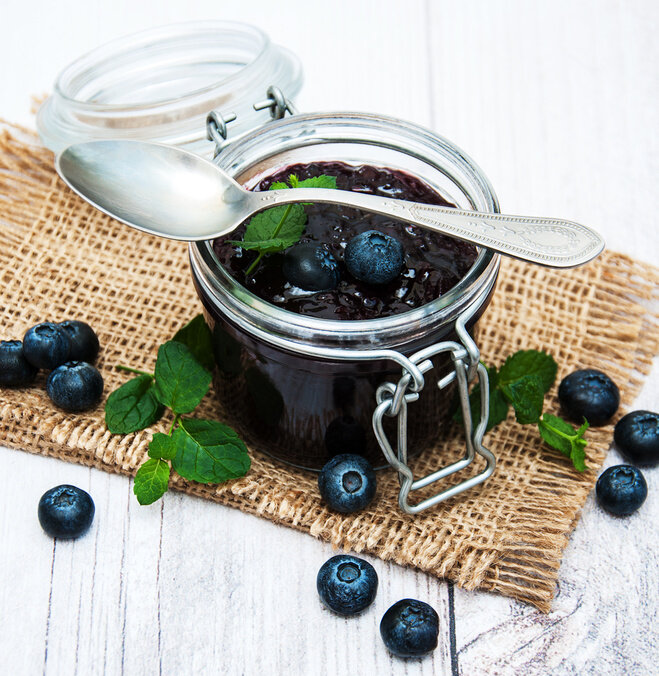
<box><xmin>189</xmin><ymin>112</ymin><xmax>501</xmax><ymax>512</ymax></box>
<box><xmin>36</xmin><ymin>21</ymin><xmax>303</xmax><ymax>157</ymax></box>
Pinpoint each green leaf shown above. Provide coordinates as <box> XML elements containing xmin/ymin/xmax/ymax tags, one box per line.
<box><xmin>232</xmin><ymin>203</ymin><xmax>307</xmax><ymax>254</ymax></box>
<box><xmin>171</xmin><ymin>418</ymin><xmax>251</xmax><ymax>484</ymax></box>
<box><xmin>538</xmin><ymin>413</ymin><xmax>589</xmax><ymax>471</ymax></box>
<box><xmin>153</xmin><ymin>341</ymin><xmax>212</xmax><ymax>414</ymax></box>
<box><xmin>498</xmin><ymin>350</ymin><xmax>558</xmax><ymax>393</ymax></box>
<box><xmin>133</xmin><ymin>458</ymin><xmax>170</xmax><ymax>505</ymax></box>
<box><xmin>148</xmin><ymin>432</ymin><xmax>178</xmax><ymax>460</ymax></box>
<box><xmin>454</xmin><ymin>365</ymin><xmax>509</xmax><ymax>432</ymax></box>
<box><xmin>295</xmin><ymin>175</ymin><xmax>337</xmax><ymax>189</ymax></box>
<box><xmin>232</xmin><ymin>173</ymin><xmax>338</xmax><ymax>256</ymax></box>
<box><xmin>172</xmin><ymin>314</ymin><xmax>215</xmax><ymax>371</ymax></box>
<box><xmin>268</xmin><ymin>174</ymin><xmax>337</xmax><ymax>195</ymax></box>
<box><xmin>501</xmin><ymin>374</ymin><xmax>545</xmax><ymax>424</ymax></box>
<box><xmin>104</xmin><ymin>375</ymin><xmax>164</xmax><ymax>434</ymax></box>
<box><xmin>486</xmin><ymin>388</ymin><xmax>511</xmax><ymax>431</ymax></box>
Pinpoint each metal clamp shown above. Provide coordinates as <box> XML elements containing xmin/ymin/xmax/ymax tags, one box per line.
<box><xmin>252</xmin><ymin>85</ymin><xmax>298</xmax><ymax>119</ymax></box>
<box><xmin>206</xmin><ymin>86</ymin><xmax>297</xmax><ymax>157</ymax></box>
<box><xmin>372</xmin><ymin>312</ymin><xmax>496</xmax><ymax>514</ymax></box>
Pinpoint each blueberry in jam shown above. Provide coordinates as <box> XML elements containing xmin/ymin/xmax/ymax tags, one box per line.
<box><xmin>344</xmin><ymin>230</ymin><xmax>404</xmax><ymax>285</ymax></box>
<box><xmin>207</xmin><ymin>161</ymin><xmax>485</xmax><ymax>470</ymax></box>
<box><xmin>213</xmin><ymin>162</ymin><xmax>478</xmax><ymax>320</ymax></box>
<box><xmin>282</xmin><ymin>243</ymin><xmax>340</xmax><ymax>291</ymax></box>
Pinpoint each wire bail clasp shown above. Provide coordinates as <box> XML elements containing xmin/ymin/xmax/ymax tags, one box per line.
<box><xmin>372</xmin><ymin>311</ymin><xmax>496</xmax><ymax>514</ymax></box>
<box><xmin>206</xmin><ymin>86</ymin><xmax>297</xmax><ymax>157</ymax></box>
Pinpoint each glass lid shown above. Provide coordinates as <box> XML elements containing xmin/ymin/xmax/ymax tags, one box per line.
<box><xmin>37</xmin><ymin>21</ymin><xmax>303</xmax><ymax>157</ymax></box>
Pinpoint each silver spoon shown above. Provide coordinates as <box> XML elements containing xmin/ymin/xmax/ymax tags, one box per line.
<box><xmin>56</xmin><ymin>140</ymin><xmax>604</xmax><ymax>268</ymax></box>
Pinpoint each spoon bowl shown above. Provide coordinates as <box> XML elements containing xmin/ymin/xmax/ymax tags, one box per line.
<box><xmin>56</xmin><ymin>140</ymin><xmax>605</xmax><ymax>267</ymax></box>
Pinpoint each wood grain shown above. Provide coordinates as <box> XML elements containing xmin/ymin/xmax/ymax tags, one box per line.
<box><xmin>0</xmin><ymin>1</ymin><xmax>657</xmax><ymax>675</ymax></box>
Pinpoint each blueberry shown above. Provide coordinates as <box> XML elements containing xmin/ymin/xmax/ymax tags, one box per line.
<box><xmin>23</xmin><ymin>322</ymin><xmax>71</xmax><ymax>370</ymax></box>
<box><xmin>614</xmin><ymin>410</ymin><xmax>659</xmax><ymax>467</ymax></box>
<box><xmin>596</xmin><ymin>465</ymin><xmax>647</xmax><ymax>515</ymax></box>
<box><xmin>558</xmin><ymin>369</ymin><xmax>620</xmax><ymax>426</ymax></box>
<box><xmin>59</xmin><ymin>320</ymin><xmax>100</xmax><ymax>363</ymax></box>
<box><xmin>318</xmin><ymin>454</ymin><xmax>376</xmax><ymax>513</ymax></box>
<box><xmin>46</xmin><ymin>361</ymin><xmax>104</xmax><ymax>412</ymax></box>
<box><xmin>344</xmin><ymin>230</ymin><xmax>404</xmax><ymax>285</ymax></box>
<box><xmin>316</xmin><ymin>554</ymin><xmax>378</xmax><ymax>616</ymax></box>
<box><xmin>380</xmin><ymin>599</ymin><xmax>439</xmax><ymax>658</ymax></box>
<box><xmin>38</xmin><ymin>484</ymin><xmax>95</xmax><ymax>538</ymax></box>
<box><xmin>0</xmin><ymin>340</ymin><xmax>38</xmax><ymax>387</ymax></box>
<box><xmin>282</xmin><ymin>243</ymin><xmax>340</xmax><ymax>291</ymax></box>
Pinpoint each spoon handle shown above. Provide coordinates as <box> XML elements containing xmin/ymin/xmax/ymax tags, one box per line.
<box><xmin>260</xmin><ymin>188</ymin><xmax>605</xmax><ymax>268</ymax></box>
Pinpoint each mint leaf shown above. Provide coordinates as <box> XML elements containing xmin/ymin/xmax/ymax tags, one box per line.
<box><xmin>498</xmin><ymin>350</ymin><xmax>558</xmax><ymax>393</ymax></box>
<box><xmin>486</xmin><ymin>388</ymin><xmax>510</xmax><ymax>431</ymax></box>
<box><xmin>172</xmin><ymin>314</ymin><xmax>215</xmax><ymax>372</ymax></box>
<box><xmin>234</xmin><ymin>203</ymin><xmax>306</xmax><ymax>253</ymax></box>
<box><xmin>455</xmin><ymin>365</ymin><xmax>509</xmax><ymax>432</ymax></box>
<box><xmin>538</xmin><ymin>413</ymin><xmax>589</xmax><ymax>471</ymax></box>
<box><xmin>501</xmin><ymin>374</ymin><xmax>544</xmax><ymax>424</ymax></box>
<box><xmin>296</xmin><ymin>175</ymin><xmax>338</xmax><ymax>190</ymax></box>
<box><xmin>148</xmin><ymin>432</ymin><xmax>178</xmax><ymax>460</ymax></box>
<box><xmin>153</xmin><ymin>341</ymin><xmax>212</xmax><ymax>414</ymax></box>
<box><xmin>171</xmin><ymin>418</ymin><xmax>251</xmax><ymax>483</ymax></box>
<box><xmin>134</xmin><ymin>458</ymin><xmax>170</xmax><ymax>505</ymax></box>
<box><xmin>104</xmin><ymin>374</ymin><xmax>164</xmax><ymax>434</ymax></box>
<box><xmin>231</xmin><ymin>173</ymin><xmax>338</xmax><ymax>277</ymax></box>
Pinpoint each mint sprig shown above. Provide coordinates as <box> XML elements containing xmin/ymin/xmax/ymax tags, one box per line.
<box><xmin>538</xmin><ymin>414</ymin><xmax>589</xmax><ymax>472</ymax></box>
<box><xmin>104</xmin><ymin>314</ymin><xmax>251</xmax><ymax>505</ymax></box>
<box><xmin>105</xmin><ymin>373</ymin><xmax>164</xmax><ymax>434</ymax></box>
<box><xmin>231</xmin><ymin>173</ymin><xmax>337</xmax><ymax>277</ymax></box>
<box><xmin>458</xmin><ymin>350</ymin><xmax>589</xmax><ymax>471</ymax></box>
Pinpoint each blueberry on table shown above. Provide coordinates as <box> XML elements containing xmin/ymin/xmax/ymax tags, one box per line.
<box><xmin>558</xmin><ymin>369</ymin><xmax>620</xmax><ymax>426</ymax></box>
<box><xmin>318</xmin><ymin>454</ymin><xmax>376</xmax><ymax>513</ymax></box>
<box><xmin>46</xmin><ymin>361</ymin><xmax>104</xmax><ymax>412</ymax></box>
<box><xmin>344</xmin><ymin>230</ymin><xmax>404</xmax><ymax>285</ymax></box>
<box><xmin>316</xmin><ymin>554</ymin><xmax>378</xmax><ymax>616</ymax></box>
<box><xmin>596</xmin><ymin>465</ymin><xmax>647</xmax><ymax>516</ymax></box>
<box><xmin>38</xmin><ymin>484</ymin><xmax>95</xmax><ymax>538</ymax></box>
<box><xmin>23</xmin><ymin>322</ymin><xmax>71</xmax><ymax>370</ymax></box>
<box><xmin>614</xmin><ymin>410</ymin><xmax>659</xmax><ymax>467</ymax></box>
<box><xmin>59</xmin><ymin>320</ymin><xmax>100</xmax><ymax>363</ymax></box>
<box><xmin>380</xmin><ymin>599</ymin><xmax>439</xmax><ymax>658</ymax></box>
<box><xmin>0</xmin><ymin>340</ymin><xmax>38</xmax><ymax>387</ymax></box>
<box><xmin>282</xmin><ymin>243</ymin><xmax>340</xmax><ymax>291</ymax></box>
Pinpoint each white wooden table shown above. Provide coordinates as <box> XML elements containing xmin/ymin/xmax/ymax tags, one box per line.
<box><xmin>1</xmin><ymin>2</ymin><xmax>657</xmax><ymax>674</ymax></box>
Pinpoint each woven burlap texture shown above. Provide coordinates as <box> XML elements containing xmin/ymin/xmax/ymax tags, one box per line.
<box><xmin>1</xmin><ymin>126</ymin><xmax>657</xmax><ymax>612</ymax></box>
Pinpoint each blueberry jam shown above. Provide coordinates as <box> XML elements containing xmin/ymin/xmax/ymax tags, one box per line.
<box><xmin>195</xmin><ymin>161</ymin><xmax>496</xmax><ymax>470</ymax></box>
<box><xmin>212</xmin><ymin>162</ymin><xmax>478</xmax><ymax>319</ymax></box>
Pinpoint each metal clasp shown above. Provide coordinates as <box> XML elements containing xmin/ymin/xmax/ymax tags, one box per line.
<box><xmin>372</xmin><ymin>309</ymin><xmax>496</xmax><ymax>514</ymax></box>
<box><xmin>206</xmin><ymin>86</ymin><xmax>297</xmax><ymax>158</ymax></box>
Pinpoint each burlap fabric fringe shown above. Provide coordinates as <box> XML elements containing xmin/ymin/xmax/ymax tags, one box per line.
<box><xmin>1</xmin><ymin>125</ymin><xmax>657</xmax><ymax>612</ymax></box>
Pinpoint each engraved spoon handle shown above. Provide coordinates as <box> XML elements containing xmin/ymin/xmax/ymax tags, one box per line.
<box><xmin>261</xmin><ymin>188</ymin><xmax>605</xmax><ymax>268</ymax></box>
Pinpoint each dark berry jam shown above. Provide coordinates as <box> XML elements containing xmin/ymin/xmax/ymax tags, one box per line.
<box><xmin>212</xmin><ymin>162</ymin><xmax>478</xmax><ymax>320</ymax></box>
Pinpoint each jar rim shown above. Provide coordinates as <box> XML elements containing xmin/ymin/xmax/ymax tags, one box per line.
<box><xmin>53</xmin><ymin>21</ymin><xmax>271</xmax><ymax>111</ymax></box>
<box><xmin>190</xmin><ymin>111</ymin><xmax>501</xmax><ymax>349</ymax></box>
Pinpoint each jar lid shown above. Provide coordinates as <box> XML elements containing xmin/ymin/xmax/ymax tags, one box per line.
<box><xmin>36</xmin><ymin>21</ymin><xmax>303</xmax><ymax>157</ymax></box>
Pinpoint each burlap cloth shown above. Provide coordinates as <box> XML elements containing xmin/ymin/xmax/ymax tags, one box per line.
<box><xmin>1</xmin><ymin>125</ymin><xmax>657</xmax><ymax>612</ymax></box>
